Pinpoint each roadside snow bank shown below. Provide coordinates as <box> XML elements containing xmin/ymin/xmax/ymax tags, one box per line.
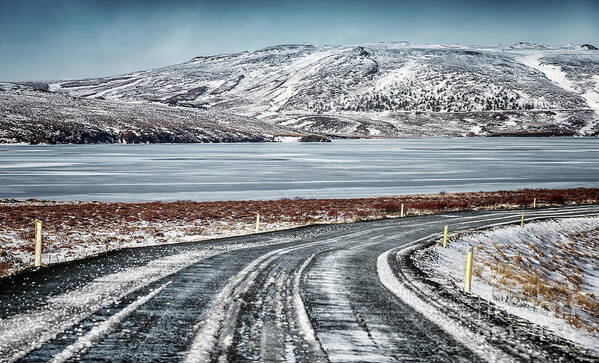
<box><xmin>417</xmin><ymin>217</ymin><xmax>599</xmax><ymax>352</ymax></box>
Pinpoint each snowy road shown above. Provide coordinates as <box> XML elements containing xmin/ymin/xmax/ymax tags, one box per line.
<box><xmin>1</xmin><ymin>205</ymin><xmax>598</xmax><ymax>362</ymax></box>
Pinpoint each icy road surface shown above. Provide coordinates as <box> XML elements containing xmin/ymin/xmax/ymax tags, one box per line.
<box><xmin>1</xmin><ymin>205</ymin><xmax>598</xmax><ymax>362</ymax></box>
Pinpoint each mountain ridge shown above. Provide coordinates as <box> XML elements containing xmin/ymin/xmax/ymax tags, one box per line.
<box><xmin>1</xmin><ymin>42</ymin><xmax>598</xmax><ymax>143</ymax></box>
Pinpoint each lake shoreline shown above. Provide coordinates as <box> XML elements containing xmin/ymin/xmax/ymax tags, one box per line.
<box><xmin>1</xmin><ymin>133</ymin><xmax>597</xmax><ymax>146</ymax></box>
<box><xmin>3</xmin><ymin>138</ymin><xmax>599</xmax><ymax>202</ymax></box>
<box><xmin>1</xmin><ymin>187</ymin><xmax>598</xmax><ymax>278</ymax></box>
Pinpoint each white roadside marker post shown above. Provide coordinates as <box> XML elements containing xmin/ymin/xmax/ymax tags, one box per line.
<box><xmin>533</xmin><ymin>198</ymin><xmax>536</xmax><ymax>208</ymax></box>
<box><xmin>442</xmin><ymin>225</ymin><xmax>448</xmax><ymax>247</ymax></box>
<box><xmin>464</xmin><ymin>246</ymin><xmax>474</xmax><ymax>293</ymax></box>
<box><xmin>34</xmin><ymin>219</ymin><xmax>43</xmax><ymax>267</ymax></box>
<box><xmin>400</xmin><ymin>203</ymin><xmax>404</xmax><ymax>217</ymax></box>
<box><xmin>255</xmin><ymin>213</ymin><xmax>260</xmax><ymax>233</ymax></box>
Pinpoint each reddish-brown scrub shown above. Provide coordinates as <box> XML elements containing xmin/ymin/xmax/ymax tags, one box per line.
<box><xmin>1</xmin><ymin>187</ymin><xmax>598</xmax><ymax>279</ymax></box>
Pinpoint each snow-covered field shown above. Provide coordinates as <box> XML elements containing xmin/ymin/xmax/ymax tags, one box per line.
<box><xmin>417</xmin><ymin>217</ymin><xmax>599</xmax><ymax>352</ymax></box>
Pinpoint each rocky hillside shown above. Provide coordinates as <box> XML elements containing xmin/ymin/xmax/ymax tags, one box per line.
<box><xmin>1</xmin><ymin>42</ymin><xmax>598</xmax><ymax>143</ymax></box>
<box><xmin>0</xmin><ymin>84</ymin><xmax>302</xmax><ymax>144</ymax></box>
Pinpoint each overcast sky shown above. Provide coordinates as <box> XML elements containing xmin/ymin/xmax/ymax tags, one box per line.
<box><xmin>1</xmin><ymin>0</ymin><xmax>598</xmax><ymax>81</ymax></box>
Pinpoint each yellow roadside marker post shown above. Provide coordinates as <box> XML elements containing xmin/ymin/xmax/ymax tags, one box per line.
<box><xmin>255</xmin><ymin>213</ymin><xmax>260</xmax><ymax>233</ymax></box>
<box><xmin>442</xmin><ymin>225</ymin><xmax>448</xmax><ymax>247</ymax></box>
<box><xmin>464</xmin><ymin>246</ymin><xmax>474</xmax><ymax>292</ymax></box>
<box><xmin>521</xmin><ymin>213</ymin><xmax>524</xmax><ymax>226</ymax></box>
<box><xmin>400</xmin><ymin>203</ymin><xmax>404</xmax><ymax>217</ymax></box>
<box><xmin>34</xmin><ymin>219</ymin><xmax>42</xmax><ymax>267</ymax></box>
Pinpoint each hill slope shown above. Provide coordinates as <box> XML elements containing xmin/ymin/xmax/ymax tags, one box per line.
<box><xmin>0</xmin><ymin>84</ymin><xmax>301</xmax><ymax>144</ymax></box>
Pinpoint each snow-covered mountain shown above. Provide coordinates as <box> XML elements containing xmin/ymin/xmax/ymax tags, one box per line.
<box><xmin>2</xmin><ymin>42</ymin><xmax>598</xmax><ymax>143</ymax></box>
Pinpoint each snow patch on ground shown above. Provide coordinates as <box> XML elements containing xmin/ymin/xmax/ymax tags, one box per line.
<box><xmin>518</xmin><ymin>52</ymin><xmax>599</xmax><ymax>134</ymax></box>
<box><xmin>419</xmin><ymin>217</ymin><xmax>599</xmax><ymax>353</ymax></box>
<box><xmin>469</xmin><ymin>125</ymin><xmax>482</xmax><ymax>134</ymax></box>
<box><xmin>518</xmin><ymin>53</ymin><xmax>577</xmax><ymax>93</ymax></box>
<box><xmin>91</xmin><ymin>78</ymin><xmax>144</xmax><ymax>99</ymax></box>
<box><xmin>580</xmin><ymin>75</ymin><xmax>599</xmax><ymax>134</ymax></box>
<box><xmin>268</xmin><ymin>49</ymin><xmax>339</xmax><ymax>110</ymax></box>
<box><xmin>274</xmin><ymin>136</ymin><xmax>301</xmax><ymax>143</ymax></box>
<box><xmin>583</xmin><ymin>75</ymin><xmax>599</xmax><ymax>111</ymax></box>
<box><xmin>374</xmin><ymin>59</ymin><xmax>417</xmax><ymax>91</ymax></box>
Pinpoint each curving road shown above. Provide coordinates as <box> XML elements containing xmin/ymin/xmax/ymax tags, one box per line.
<box><xmin>1</xmin><ymin>205</ymin><xmax>598</xmax><ymax>362</ymax></box>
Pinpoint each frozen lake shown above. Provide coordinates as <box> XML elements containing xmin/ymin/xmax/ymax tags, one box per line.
<box><xmin>1</xmin><ymin>138</ymin><xmax>598</xmax><ymax>202</ymax></box>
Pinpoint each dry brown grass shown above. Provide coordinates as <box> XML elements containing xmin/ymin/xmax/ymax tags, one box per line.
<box><xmin>1</xmin><ymin>187</ymin><xmax>597</xmax><ymax>231</ymax></box>
<box><xmin>0</xmin><ymin>261</ymin><xmax>8</xmax><ymax>276</ymax></box>
<box><xmin>476</xmin><ymin>223</ymin><xmax>599</xmax><ymax>333</ymax></box>
<box><xmin>1</xmin><ymin>187</ymin><xmax>598</xmax><ymax>278</ymax></box>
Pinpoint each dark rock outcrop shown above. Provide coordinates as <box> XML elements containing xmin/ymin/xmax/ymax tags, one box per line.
<box><xmin>298</xmin><ymin>135</ymin><xmax>332</xmax><ymax>142</ymax></box>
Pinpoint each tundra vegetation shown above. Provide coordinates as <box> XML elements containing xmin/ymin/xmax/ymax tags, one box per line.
<box><xmin>0</xmin><ymin>187</ymin><xmax>597</xmax><ymax>277</ymax></box>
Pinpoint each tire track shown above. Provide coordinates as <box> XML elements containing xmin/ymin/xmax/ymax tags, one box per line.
<box><xmin>185</xmin><ymin>228</ymin><xmax>378</xmax><ymax>362</ymax></box>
